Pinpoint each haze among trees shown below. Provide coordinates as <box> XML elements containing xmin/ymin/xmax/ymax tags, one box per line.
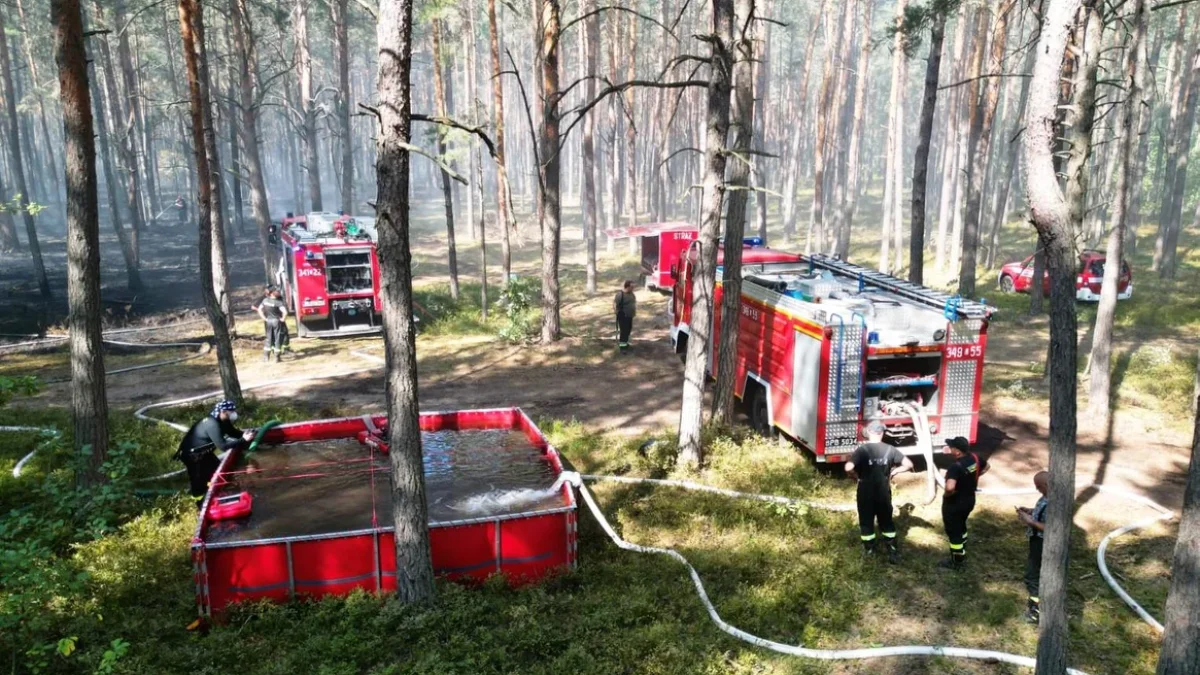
<box><xmin>0</xmin><ymin>0</ymin><xmax>1198</xmax><ymax>672</ymax></box>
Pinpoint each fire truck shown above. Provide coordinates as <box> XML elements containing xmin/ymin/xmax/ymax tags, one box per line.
<box><xmin>271</xmin><ymin>212</ymin><xmax>383</xmax><ymax>338</ymax></box>
<box><xmin>670</xmin><ymin>241</ymin><xmax>995</xmax><ymax>464</ymax></box>
<box><xmin>604</xmin><ymin>221</ymin><xmax>699</xmax><ymax>290</ymax></box>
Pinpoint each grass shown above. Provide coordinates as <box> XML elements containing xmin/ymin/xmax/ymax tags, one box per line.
<box><xmin>0</xmin><ymin>421</ymin><xmax>1166</xmax><ymax>674</ymax></box>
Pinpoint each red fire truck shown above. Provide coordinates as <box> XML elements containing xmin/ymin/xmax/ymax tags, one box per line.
<box><xmin>604</xmin><ymin>221</ymin><xmax>699</xmax><ymax>290</ymax></box>
<box><xmin>670</xmin><ymin>243</ymin><xmax>995</xmax><ymax>464</ymax></box>
<box><xmin>271</xmin><ymin>212</ymin><xmax>383</xmax><ymax>337</ymax></box>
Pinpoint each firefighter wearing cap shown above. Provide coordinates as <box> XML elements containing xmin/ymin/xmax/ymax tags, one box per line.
<box><xmin>845</xmin><ymin>421</ymin><xmax>913</xmax><ymax>563</ymax></box>
<box><xmin>174</xmin><ymin>400</ymin><xmax>255</xmax><ymax>498</ymax></box>
<box><xmin>940</xmin><ymin>436</ymin><xmax>989</xmax><ymax>569</ymax></box>
<box><xmin>255</xmin><ymin>285</ymin><xmax>289</xmax><ymax>363</ymax></box>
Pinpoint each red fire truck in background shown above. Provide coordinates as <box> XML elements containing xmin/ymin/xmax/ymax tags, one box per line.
<box><xmin>604</xmin><ymin>221</ymin><xmax>699</xmax><ymax>290</ymax></box>
<box><xmin>670</xmin><ymin>240</ymin><xmax>995</xmax><ymax>464</ymax></box>
<box><xmin>270</xmin><ymin>212</ymin><xmax>383</xmax><ymax>337</ymax></box>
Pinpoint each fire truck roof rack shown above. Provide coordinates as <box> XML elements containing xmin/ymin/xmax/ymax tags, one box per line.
<box><xmin>805</xmin><ymin>254</ymin><xmax>996</xmax><ymax>321</ymax></box>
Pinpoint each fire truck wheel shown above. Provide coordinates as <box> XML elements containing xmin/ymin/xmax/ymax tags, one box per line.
<box><xmin>747</xmin><ymin>386</ymin><xmax>773</xmax><ymax>438</ymax></box>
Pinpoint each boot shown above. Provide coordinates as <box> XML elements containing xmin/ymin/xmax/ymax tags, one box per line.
<box><xmin>861</xmin><ymin>539</ymin><xmax>878</xmax><ymax>558</ymax></box>
<box><xmin>886</xmin><ymin>540</ymin><xmax>900</xmax><ymax>565</ymax></box>
<box><xmin>275</xmin><ymin>351</ymin><xmax>282</xmax><ymax>363</ymax></box>
<box><xmin>263</xmin><ymin>351</ymin><xmax>271</xmax><ymax>363</ymax></box>
<box><xmin>1024</xmin><ymin>598</ymin><xmax>1040</xmax><ymax>625</ymax></box>
<box><xmin>937</xmin><ymin>553</ymin><xmax>965</xmax><ymax>570</ymax></box>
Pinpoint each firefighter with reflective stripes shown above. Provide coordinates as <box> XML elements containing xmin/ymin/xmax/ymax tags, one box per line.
<box><xmin>940</xmin><ymin>436</ymin><xmax>989</xmax><ymax>569</ymax></box>
<box><xmin>1016</xmin><ymin>471</ymin><xmax>1049</xmax><ymax>624</ymax></box>
<box><xmin>845</xmin><ymin>421</ymin><xmax>913</xmax><ymax>563</ymax></box>
<box><xmin>613</xmin><ymin>280</ymin><xmax>637</xmax><ymax>352</ymax></box>
<box><xmin>255</xmin><ymin>285</ymin><xmax>289</xmax><ymax>363</ymax></box>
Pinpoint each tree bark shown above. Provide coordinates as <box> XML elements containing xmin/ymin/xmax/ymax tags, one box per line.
<box><xmin>431</xmin><ymin>19</ymin><xmax>460</xmax><ymax>301</ymax></box>
<box><xmin>1156</xmin><ymin>43</ymin><xmax>1200</xmax><ymax>279</ymax></box>
<box><xmin>179</xmin><ymin>0</ymin><xmax>242</xmax><ymax>404</ymax></box>
<box><xmin>296</xmin><ymin>0</ymin><xmax>322</xmax><ymax>211</ymax></box>
<box><xmin>374</xmin><ymin>0</ymin><xmax>435</xmax><ymax>604</ymax></box>
<box><xmin>114</xmin><ymin>0</ymin><xmax>156</xmax><ymax>221</ymax></box>
<box><xmin>0</xmin><ymin>4</ymin><xmax>49</xmax><ymax>299</ymax></box>
<box><xmin>231</xmin><ymin>0</ymin><xmax>274</xmax><ymax>282</ymax></box>
<box><xmin>538</xmin><ymin>0</ymin><xmax>562</xmax><ymax>343</ymax></box>
<box><xmin>332</xmin><ymin>0</ymin><xmax>353</xmax><ymax>213</ymax></box>
<box><xmin>909</xmin><ymin>14</ymin><xmax>946</xmax><ymax>286</ymax></box>
<box><xmin>1063</xmin><ymin>2</ymin><xmax>1102</xmax><ymax>252</ymax></box>
<box><xmin>806</xmin><ymin>0</ymin><xmax>844</xmax><ymax>253</ymax></box>
<box><xmin>882</xmin><ymin>0</ymin><xmax>907</xmax><ymax>274</ymax></box>
<box><xmin>780</xmin><ymin>0</ymin><xmax>826</xmax><ymax>241</ymax></box>
<box><xmin>1156</xmin><ymin>377</ymin><xmax>1200</xmax><ymax>674</ymax></box>
<box><xmin>840</xmin><ymin>0</ymin><xmax>872</xmax><ymax>260</ymax></box>
<box><xmin>985</xmin><ymin>44</ymin><xmax>1036</xmax><ymax>269</ymax></box>
<box><xmin>751</xmin><ymin>0</ymin><xmax>773</xmax><ymax>242</ymax></box>
<box><xmin>53</xmin><ymin>0</ymin><xmax>108</xmax><ymax>487</ymax></box>
<box><xmin>582</xmin><ymin>0</ymin><xmax>599</xmax><ymax>294</ymax></box>
<box><xmin>1024</xmin><ymin>1</ymin><xmax>1081</xmax><ymax>672</ymax></box>
<box><xmin>678</xmin><ymin>0</ymin><xmax>734</xmax><ymax>468</ymax></box>
<box><xmin>960</xmin><ymin>0</ymin><xmax>1012</xmax><ymax>297</ymax></box>
<box><xmin>17</xmin><ymin>0</ymin><xmax>64</xmax><ymax>204</ymax></box>
<box><xmin>486</xmin><ymin>0</ymin><xmax>512</xmax><ymax>283</ymax></box>
<box><xmin>1087</xmin><ymin>0</ymin><xmax>1145</xmax><ymax>423</ymax></box>
<box><xmin>85</xmin><ymin>39</ymin><xmax>142</xmax><ymax>292</ymax></box>
<box><xmin>714</xmin><ymin>0</ymin><xmax>756</xmax><ymax>426</ymax></box>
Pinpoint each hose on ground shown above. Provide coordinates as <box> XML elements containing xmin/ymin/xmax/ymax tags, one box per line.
<box><xmin>570</xmin><ymin>472</ymin><xmax>1091</xmax><ymax>674</ymax></box>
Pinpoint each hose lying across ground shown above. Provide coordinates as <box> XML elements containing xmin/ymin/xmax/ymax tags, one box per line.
<box><xmin>0</xmin><ymin>324</ymin><xmax>1174</xmax><ymax>671</ymax></box>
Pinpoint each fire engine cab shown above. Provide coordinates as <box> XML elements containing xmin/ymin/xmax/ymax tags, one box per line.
<box><xmin>604</xmin><ymin>221</ymin><xmax>699</xmax><ymax>290</ymax></box>
<box><xmin>670</xmin><ymin>241</ymin><xmax>995</xmax><ymax>463</ymax></box>
<box><xmin>271</xmin><ymin>212</ymin><xmax>383</xmax><ymax>338</ymax></box>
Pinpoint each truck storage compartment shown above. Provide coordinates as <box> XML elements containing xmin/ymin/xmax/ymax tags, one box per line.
<box><xmin>863</xmin><ymin>354</ymin><xmax>942</xmax><ymax>447</ymax></box>
<box><xmin>325</xmin><ymin>251</ymin><xmax>374</xmax><ymax>294</ymax></box>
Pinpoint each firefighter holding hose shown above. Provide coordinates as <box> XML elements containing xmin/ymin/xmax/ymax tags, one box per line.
<box><xmin>845</xmin><ymin>421</ymin><xmax>913</xmax><ymax>563</ymax></box>
<box><xmin>256</xmin><ymin>285</ymin><xmax>289</xmax><ymax>363</ymax></box>
<box><xmin>940</xmin><ymin>436</ymin><xmax>989</xmax><ymax>569</ymax></box>
<box><xmin>175</xmin><ymin>400</ymin><xmax>255</xmax><ymax>499</ymax></box>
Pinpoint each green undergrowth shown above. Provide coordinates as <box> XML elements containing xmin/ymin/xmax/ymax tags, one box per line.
<box><xmin>2</xmin><ymin>419</ymin><xmax>1168</xmax><ymax>674</ymax></box>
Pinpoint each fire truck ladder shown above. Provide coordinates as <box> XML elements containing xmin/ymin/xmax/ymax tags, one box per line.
<box><xmin>806</xmin><ymin>254</ymin><xmax>995</xmax><ymax>320</ymax></box>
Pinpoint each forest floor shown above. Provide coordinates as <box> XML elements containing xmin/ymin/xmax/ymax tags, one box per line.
<box><xmin>1</xmin><ymin>191</ymin><xmax>1196</xmax><ymax>674</ymax></box>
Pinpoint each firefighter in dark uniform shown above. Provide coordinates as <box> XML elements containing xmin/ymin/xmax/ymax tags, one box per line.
<box><xmin>940</xmin><ymin>436</ymin><xmax>989</xmax><ymax>569</ymax></box>
<box><xmin>256</xmin><ymin>285</ymin><xmax>289</xmax><ymax>362</ymax></box>
<box><xmin>845</xmin><ymin>421</ymin><xmax>913</xmax><ymax>563</ymax></box>
<box><xmin>613</xmin><ymin>280</ymin><xmax>637</xmax><ymax>352</ymax></box>
<box><xmin>175</xmin><ymin>400</ymin><xmax>255</xmax><ymax>499</ymax></box>
<box><xmin>1016</xmin><ymin>470</ymin><xmax>1049</xmax><ymax>624</ymax></box>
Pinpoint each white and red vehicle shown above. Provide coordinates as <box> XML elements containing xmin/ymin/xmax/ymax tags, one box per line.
<box><xmin>604</xmin><ymin>221</ymin><xmax>699</xmax><ymax>290</ymax></box>
<box><xmin>670</xmin><ymin>243</ymin><xmax>995</xmax><ymax>463</ymax></box>
<box><xmin>270</xmin><ymin>212</ymin><xmax>383</xmax><ymax>337</ymax></box>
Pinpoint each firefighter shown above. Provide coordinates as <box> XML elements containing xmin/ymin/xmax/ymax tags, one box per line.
<box><xmin>256</xmin><ymin>285</ymin><xmax>289</xmax><ymax>362</ymax></box>
<box><xmin>845</xmin><ymin>421</ymin><xmax>913</xmax><ymax>563</ymax></box>
<box><xmin>939</xmin><ymin>436</ymin><xmax>989</xmax><ymax>569</ymax></box>
<box><xmin>1016</xmin><ymin>470</ymin><xmax>1049</xmax><ymax>624</ymax></box>
<box><xmin>174</xmin><ymin>400</ymin><xmax>255</xmax><ymax>499</ymax></box>
<box><xmin>174</xmin><ymin>195</ymin><xmax>187</xmax><ymax>227</ymax></box>
<box><xmin>613</xmin><ymin>280</ymin><xmax>637</xmax><ymax>352</ymax></box>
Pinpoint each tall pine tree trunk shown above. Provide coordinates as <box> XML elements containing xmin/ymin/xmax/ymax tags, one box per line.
<box><xmin>1024</xmin><ymin>1</ymin><xmax>1081</xmax><ymax>671</ymax></box>
<box><xmin>538</xmin><ymin>0</ymin><xmax>562</xmax><ymax>343</ymax></box>
<box><xmin>231</xmin><ymin>0</ymin><xmax>274</xmax><ymax>282</ymax></box>
<box><xmin>486</xmin><ymin>0</ymin><xmax>512</xmax><ymax>283</ymax></box>
<box><xmin>714</xmin><ymin>0</ymin><xmax>756</xmax><ymax>425</ymax></box>
<box><xmin>581</xmin><ymin>0</ymin><xmax>599</xmax><ymax>294</ymax></box>
<box><xmin>909</xmin><ymin>14</ymin><xmax>946</xmax><ymax>285</ymax></box>
<box><xmin>431</xmin><ymin>19</ymin><xmax>460</xmax><ymax>300</ymax></box>
<box><xmin>297</xmin><ymin>0</ymin><xmax>322</xmax><ymax>211</ymax></box>
<box><xmin>1087</xmin><ymin>0</ymin><xmax>1145</xmax><ymax>422</ymax></box>
<box><xmin>0</xmin><ymin>4</ymin><xmax>49</xmax><ymax>299</ymax></box>
<box><xmin>1156</xmin><ymin>351</ymin><xmax>1200</xmax><ymax>674</ymax></box>
<box><xmin>179</xmin><ymin>0</ymin><xmax>242</xmax><ymax>404</ymax></box>
<box><xmin>52</xmin><ymin>0</ymin><xmax>108</xmax><ymax>486</ymax></box>
<box><xmin>678</xmin><ymin>0</ymin><xmax>733</xmax><ymax>468</ymax></box>
<box><xmin>17</xmin><ymin>0</ymin><xmax>64</xmax><ymax>204</ymax></box>
<box><xmin>332</xmin><ymin>0</ymin><xmax>353</xmax><ymax>213</ymax></box>
<box><xmin>780</xmin><ymin>0</ymin><xmax>826</xmax><ymax>241</ymax></box>
<box><xmin>374</xmin><ymin>0</ymin><xmax>435</xmax><ymax>604</ymax></box>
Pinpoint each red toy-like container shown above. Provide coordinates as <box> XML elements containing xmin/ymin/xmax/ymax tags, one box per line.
<box><xmin>190</xmin><ymin>408</ymin><xmax>577</xmax><ymax>618</ymax></box>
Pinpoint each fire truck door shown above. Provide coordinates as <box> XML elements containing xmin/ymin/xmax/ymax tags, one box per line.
<box><xmin>790</xmin><ymin>328</ymin><xmax>823</xmax><ymax>448</ymax></box>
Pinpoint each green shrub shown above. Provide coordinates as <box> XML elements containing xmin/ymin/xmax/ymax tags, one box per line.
<box><xmin>497</xmin><ymin>276</ymin><xmax>539</xmax><ymax>343</ymax></box>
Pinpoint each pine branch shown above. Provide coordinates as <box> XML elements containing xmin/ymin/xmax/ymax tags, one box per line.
<box><xmin>560</xmin><ymin>5</ymin><xmax>680</xmax><ymax>40</ymax></box>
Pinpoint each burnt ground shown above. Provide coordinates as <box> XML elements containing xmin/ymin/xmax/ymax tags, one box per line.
<box><xmin>1</xmin><ymin>194</ymin><xmax>1194</xmax><ymax>523</ymax></box>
